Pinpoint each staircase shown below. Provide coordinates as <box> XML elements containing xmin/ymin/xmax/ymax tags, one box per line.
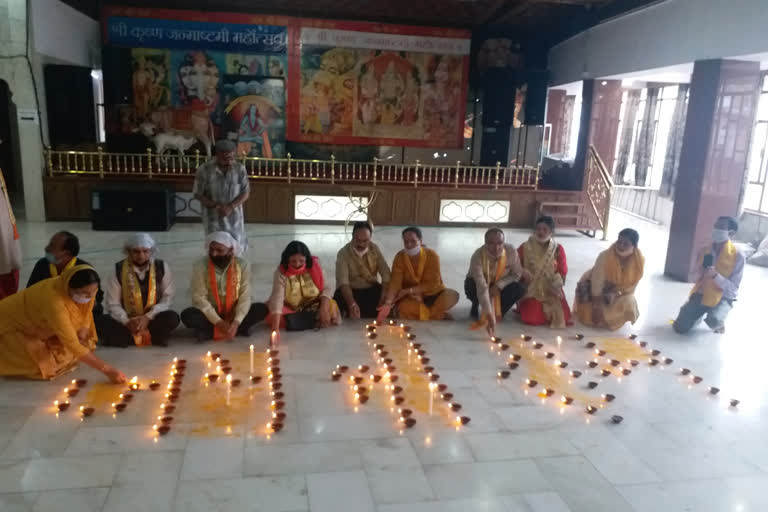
<box><xmin>538</xmin><ymin>145</ymin><xmax>613</xmax><ymax>239</ymax></box>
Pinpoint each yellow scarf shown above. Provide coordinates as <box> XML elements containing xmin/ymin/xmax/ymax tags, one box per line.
<box><xmin>121</xmin><ymin>259</ymin><xmax>156</xmax><ymax>347</ymax></box>
<box><xmin>0</xmin><ymin>169</ymin><xmax>18</xmax><ymax>240</ymax></box>
<box><xmin>603</xmin><ymin>244</ymin><xmax>644</xmax><ymax>293</ymax></box>
<box><xmin>283</xmin><ymin>272</ymin><xmax>321</xmax><ymax>311</ymax></box>
<box><xmin>522</xmin><ymin>237</ymin><xmax>565</xmax><ymax>328</ymax></box>
<box><xmin>691</xmin><ymin>241</ymin><xmax>738</xmax><ymax>307</ymax></box>
<box><xmin>470</xmin><ymin>248</ymin><xmax>506</xmax><ymax>329</ymax></box>
<box><xmin>50</xmin><ymin>257</ymin><xmax>77</xmax><ymax>278</ymax></box>
<box><xmin>402</xmin><ymin>248</ymin><xmax>429</xmax><ymax>321</ymax></box>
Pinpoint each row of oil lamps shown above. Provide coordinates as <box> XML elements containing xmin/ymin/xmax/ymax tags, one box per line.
<box><xmin>152</xmin><ymin>358</ymin><xmax>186</xmax><ymax>435</ymax></box>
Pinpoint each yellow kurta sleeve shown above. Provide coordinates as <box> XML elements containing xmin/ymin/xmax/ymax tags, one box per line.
<box><xmin>41</xmin><ymin>299</ymin><xmax>90</xmax><ymax>360</ymax></box>
<box><xmin>234</xmin><ymin>260</ymin><xmax>252</xmax><ymax>324</ymax></box>
<box><xmin>420</xmin><ymin>249</ymin><xmax>446</xmax><ymax>297</ymax></box>
<box><xmin>389</xmin><ymin>253</ymin><xmax>405</xmax><ymax>295</ymax></box>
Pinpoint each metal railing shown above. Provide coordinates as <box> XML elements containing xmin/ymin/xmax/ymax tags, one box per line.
<box><xmin>585</xmin><ymin>145</ymin><xmax>614</xmax><ymax>240</ymax></box>
<box><xmin>44</xmin><ymin>148</ymin><xmax>540</xmax><ymax>190</ymax></box>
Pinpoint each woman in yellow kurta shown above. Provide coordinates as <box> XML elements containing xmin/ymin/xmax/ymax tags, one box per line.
<box><xmin>0</xmin><ymin>265</ymin><xmax>127</xmax><ymax>382</ymax></box>
<box><xmin>574</xmin><ymin>228</ymin><xmax>645</xmax><ymax>331</ymax></box>
<box><xmin>267</xmin><ymin>241</ymin><xmax>340</xmax><ymax>337</ymax></box>
<box><xmin>377</xmin><ymin>227</ymin><xmax>459</xmax><ymax>322</ymax></box>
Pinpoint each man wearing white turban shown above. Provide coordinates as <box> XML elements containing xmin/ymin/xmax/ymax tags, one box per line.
<box><xmin>193</xmin><ymin>139</ymin><xmax>250</xmax><ymax>254</ymax></box>
<box><xmin>181</xmin><ymin>231</ymin><xmax>267</xmax><ymax>341</ymax></box>
<box><xmin>95</xmin><ymin>233</ymin><xmax>179</xmax><ymax>347</ymax></box>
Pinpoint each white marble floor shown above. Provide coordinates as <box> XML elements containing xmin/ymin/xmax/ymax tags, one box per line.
<box><xmin>3</xmin><ymin>212</ymin><xmax>768</xmax><ymax>512</ymax></box>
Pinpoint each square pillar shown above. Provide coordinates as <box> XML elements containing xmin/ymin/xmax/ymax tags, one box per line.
<box><xmin>664</xmin><ymin>59</ymin><xmax>761</xmax><ymax>281</ymax></box>
<box><xmin>574</xmin><ymin>79</ymin><xmax>623</xmax><ymax>186</ymax></box>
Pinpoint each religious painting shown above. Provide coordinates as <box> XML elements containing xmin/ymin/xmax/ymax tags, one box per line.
<box><xmin>290</xmin><ymin>22</ymin><xmax>471</xmax><ymax>148</ymax></box>
<box><xmin>221</xmin><ymin>75</ymin><xmax>285</xmax><ymax>158</ymax></box>
<box><xmin>131</xmin><ymin>48</ymin><xmax>171</xmax><ymax>122</ymax></box>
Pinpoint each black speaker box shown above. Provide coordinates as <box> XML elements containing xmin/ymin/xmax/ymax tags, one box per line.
<box><xmin>44</xmin><ymin>65</ymin><xmax>96</xmax><ymax>147</ymax></box>
<box><xmin>91</xmin><ymin>185</ymin><xmax>175</xmax><ymax>231</ymax></box>
<box><xmin>524</xmin><ymin>70</ymin><xmax>549</xmax><ymax>125</ymax></box>
<box><xmin>102</xmin><ymin>45</ymin><xmax>133</xmax><ymax>105</ymax></box>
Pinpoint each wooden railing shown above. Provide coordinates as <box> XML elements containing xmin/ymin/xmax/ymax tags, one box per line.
<box><xmin>585</xmin><ymin>145</ymin><xmax>613</xmax><ymax>240</ymax></box>
<box><xmin>44</xmin><ymin>148</ymin><xmax>540</xmax><ymax>190</ymax></box>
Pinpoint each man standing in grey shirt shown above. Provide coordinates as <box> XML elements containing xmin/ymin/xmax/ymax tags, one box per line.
<box><xmin>193</xmin><ymin>140</ymin><xmax>250</xmax><ymax>254</ymax></box>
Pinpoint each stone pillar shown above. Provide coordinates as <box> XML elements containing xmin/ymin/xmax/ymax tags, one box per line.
<box><xmin>0</xmin><ymin>0</ymin><xmax>46</xmax><ymax>222</ymax></box>
<box><xmin>574</xmin><ymin>79</ymin><xmax>623</xmax><ymax>186</ymax></box>
<box><xmin>664</xmin><ymin>59</ymin><xmax>761</xmax><ymax>281</ymax></box>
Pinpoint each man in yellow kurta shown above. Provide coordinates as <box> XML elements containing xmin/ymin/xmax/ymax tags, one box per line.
<box><xmin>574</xmin><ymin>228</ymin><xmax>645</xmax><ymax>331</ymax></box>
<box><xmin>181</xmin><ymin>231</ymin><xmax>267</xmax><ymax>342</ymax></box>
<box><xmin>673</xmin><ymin>216</ymin><xmax>745</xmax><ymax>334</ymax></box>
<box><xmin>377</xmin><ymin>226</ymin><xmax>459</xmax><ymax>322</ymax></box>
<box><xmin>0</xmin><ymin>265</ymin><xmax>126</xmax><ymax>382</ymax></box>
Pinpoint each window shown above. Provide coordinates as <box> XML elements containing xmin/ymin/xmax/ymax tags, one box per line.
<box><xmin>744</xmin><ymin>73</ymin><xmax>768</xmax><ymax>213</ymax></box>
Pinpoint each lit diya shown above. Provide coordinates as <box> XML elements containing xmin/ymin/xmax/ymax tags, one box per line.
<box><xmin>53</xmin><ymin>400</ymin><xmax>70</xmax><ymax>412</ymax></box>
<box><xmin>457</xmin><ymin>416</ymin><xmax>471</xmax><ymax>425</ymax></box>
<box><xmin>112</xmin><ymin>402</ymin><xmax>127</xmax><ymax>412</ymax></box>
<box><xmin>273</xmin><ymin>412</ymin><xmax>287</xmax><ymax>421</ymax></box>
<box><xmin>406</xmin><ymin>333</ymin><xmax>416</xmax><ymax>340</ymax></box>
<box><xmin>401</xmin><ymin>417</ymin><xmax>417</xmax><ymax>428</ymax></box>
<box><xmin>526</xmin><ymin>379</ymin><xmax>538</xmax><ymax>388</ymax></box>
<box><xmin>544</xmin><ymin>352</ymin><xmax>555</xmax><ymax>359</ymax></box>
<box><xmin>575</xmin><ymin>334</ymin><xmax>585</xmax><ymax>340</ymax></box>
<box><xmin>497</xmin><ymin>371</ymin><xmax>511</xmax><ymax>379</ymax></box>
<box><xmin>557</xmin><ymin>361</ymin><xmax>568</xmax><ymax>368</ymax></box>
<box><xmin>336</xmin><ymin>365</ymin><xmax>349</xmax><ymax>373</ymax></box>
<box><xmin>585</xmin><ymin>405</ymin><xmax>598</xmax><ymax>415</ymax></box>
<box><xmin>600</xmin><ymin>370</ymin><xmax>611</xmax><ymax>377</ymax></box>
<box><xmin>521</xmin><ymin>335</ymin><xmax>533</xmax><ymax>341</ymax></box>
<box><xmin>219</xmin><ymin>359</ymin><xmax>230</xmax><ymax>366</ymax></box>
<box><xmin>429</xmin><ymin>374</ymin><xmax>440</xmax><ymax>382</ymax></box>
<box><xmin>157</xmin><ymin>415</ymin><xmax>173</xmax><ymax>424</ymax></box>
<box><xmin>560</xmin><ymin>396</ymin><xmax>574</xmax><ymax>405</ymax></box>
<box><xmin>510</xmin><ymin>354</ymin><xmax>522</xmax><ymax>361</ymax></box>
<box><xmin>448</xmin><ymin>403</ymin><xmax>462</xmax><ymax>411</ymax></box>
<box><xmin>64</xmin><ymin>387</ymin><xmax>79</xmax><ymax>397</ymax></box>
<box><xmin>160</xmin><ymin>404</ymin><xmax>175</xmax><ymax>413</ymax></box>
<box><xmin>149</xmin><ymin>381</ymin><xmax>161</xmax><ymax>391</ymax></box>
<box><xmin>570</xmin><ymin>370</ymin><xmax>582</xmax><ymax>378</ymax></box>
<box><xmin>398</xmin><ymin>408</ymin><xmax>413</xmax><ymax>417</ymax></box>
<box><xmin>602</xmin><ymin>393</ymin><xmax>616</xmax><ymax>402</ymax></box>
<box><xmin>80</xmin><ymin>406</ymin><xmax>95</xmax><ymax>417</ymax></box>
<box><xmin>595</xmin><ymin>349</ymin><xmax>606</xmax><ymax>356</ymax></box>
<box><xmin>120</xmin><ymin>393</ymin><xmax>134</xmax><ymax>402</ymax></box>
<box><xmin>628</xmin><ymin>334</ymin><xmax>638</xmax><ymax>340</ymax></box>
<box><xmin>437</xmin><ymin>384</ymin><xmax>448</xmax><ymax>392</ymax></box>
<box><xmin>73</xmin><ymin>379</ymin><xmax>88</xmax><ymax>387</ymax></box>
<box><xmin>357</xmin><ymin>365</ymin><xmax>370</xmax><ymax>373</ymax></box>
<box><xmin>154</xmin><ymin>425</ymin><xmax>171</xmax><ymax>435</ymax></box>
<box><xmin>441</xmin><ymin>392</ymin><xmax>454</xmax><ymax>401</ymax></box>
<box><xmin>272</xmin><ymin>392</ymin><xmax>285</xmax><ymax>399</ymax></box>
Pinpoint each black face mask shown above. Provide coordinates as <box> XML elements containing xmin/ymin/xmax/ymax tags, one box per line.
<box><xmin>211</xmin><ymin>254</ymin><xmax>232</xmax><ymax>269</ymax></box>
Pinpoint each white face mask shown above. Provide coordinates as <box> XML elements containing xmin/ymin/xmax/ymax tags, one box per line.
<box><xmin>712</xmin><ymin>229</ymin><xmax>730</xmax><ymax>244</ymax></box>
<box><xmin>70</xmin><ymin>293</ymin><xmax>91</xmax><ymax>304</ymax></box>
<box><xmin>405</xmin><ymin>244</ymin><xmax>421</xmax><ymax>257</ymax></box>
<box><xmin>354</xmin><ymin>246</ymin><xmax>369</xmax><ymax>257</ymax></box>
<box><xmin>535</xmin><ymin>235</ymin><xmax>551</xmax><ymax>244</ymax></box>
<box><xmin>615</xmin><ymin>247</ymin><xmax>634</xmax><ymax>258</ymax></box>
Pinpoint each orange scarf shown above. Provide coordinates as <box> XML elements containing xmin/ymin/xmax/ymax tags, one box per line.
<box><xmin>208</xmin><ymin>259</ymin><xmax>240</xmax><ymax>340</ymax></box>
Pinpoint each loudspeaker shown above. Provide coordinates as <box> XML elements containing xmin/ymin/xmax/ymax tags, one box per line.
<box><xmin>102</xmin><ymin>45</ymin><xmax>133</xmax><ymax>105</ymax></box>
<box><xmin>482</xmin><ymin>68</ymin><xmax>520</xmax><ymax>126</ymax></box>
<box><xmin>91</xmin><ymin>185</ymin><xmax>175</xmax><ymax>231</ymax></box>
<box><xmin>524</xmin><ymin>70</ymin><xmax>549</xmax><ymax>125</ymax></box>
<box><xmin>44</xmin><ymin>65</ymin><xmax>96</xmax><ymax>147</ymax></box>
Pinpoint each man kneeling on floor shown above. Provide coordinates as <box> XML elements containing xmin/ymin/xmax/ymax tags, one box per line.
<box><xmin>673</xmin><ymin>216</ymin><xmax>745</xmax><ymax>334</ymax></box>
<box><xmin>181</xmin><ymin>231</ymin><xmax>266</xmax><ymax>341</ymax></box>
<box><xmin>96</xmin><ymin>233</ymin><xmax>179</xmax><ymax>347</ymax></box>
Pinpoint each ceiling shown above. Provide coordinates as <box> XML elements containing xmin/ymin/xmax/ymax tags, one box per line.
<box><xmin>64</xmin><ymin>0</ymin><xmax>660</xmax><ymax>44</ymax></box>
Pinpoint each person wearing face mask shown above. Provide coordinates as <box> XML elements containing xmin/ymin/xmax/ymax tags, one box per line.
<box><xmin>465</xmin><ymin>227</ymin><xmax>529</xmax><ymax>337</ymax></box>
<box><xmin>673</xmin><ymin>216</ymin><xmax>745</xmax><ymax>334</ymax></box>
<box><xmin>334</xmin><ymin>222</ymin><xmax>391</xmax><ymax>319</ymax></box>
<box><xmin>95</xmin><ymin>234</ymin><xmax>179</xmax><ymax>348</ymax></box>
<box><xmin>574</xmin><ymin>228</ymin><xmax>645</xmax><ymax>330</ymax></box>
<box><xmin>266</xmin><ymin>241</ymin><xmax>341</xmax><ymax>341</ymax></box>
<box><xmin>181</xmin><ymin>231</ymin><xmax>266</xmax><ymax>342</ymax></box>
<box><xmin>193</xmin><ymin>139</ymin><xmax>250</xmax><ymax>254</ymax></box>
<box><xmin>0</xmin><ymin>265</ymin><xmax>127</xmax><ymax>383</ymax></box>
<box><xmin>377</xmin><ymin>227</ymin><xmax>459</xmax><ymax>322</ymax></box>
<box><xmin>26</xmin><ymin>231</ymin><xmax>104</xmax><ymax>314</ymax></box>
<box><xmin>517</xmin><ymin>216</ymin><xmax>572</xmax><ymax>328</ymax></box>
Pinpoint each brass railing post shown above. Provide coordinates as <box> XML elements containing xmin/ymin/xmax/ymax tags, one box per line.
<box><xmin>372</xmin><ymin>157</ymin><xmax>378</xmax><ymax>187</ymax></box>
<box><xmin>494</xmin><ymin>161</ymin><xmax>500</xmax><ymax>190</ymax></box>
<box><xmin>146</xmin><ymin>148</ymin><xmax>153</xmax><ymax>179</ymax></box>
<box><xmin>97</xmin><ymin>147</ymin><xmax>104</xmax><ymax>179</ymax></box>
<box><xmin>414</xmin><ymin>159</ymin><xmax>420</xmax><ymax>188</ymax></box>
<box><xmin>330</xmin><ymin>154</ymin><xmax>335</xmax><ymax>185</ymax></box>
<box><xmin>454</xmin><ymin>161</ymin><xmax>460</xmax><ymax>189</ymax></box>
<box><xmin>45</xmin><ymin>147</ymin><xmax>53</xmax><ymax>176</ymax></box>
<box><xmin>195</xmin><ymin>149</ymin><xmax>200</xmax><ymax>169</ymax></box>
